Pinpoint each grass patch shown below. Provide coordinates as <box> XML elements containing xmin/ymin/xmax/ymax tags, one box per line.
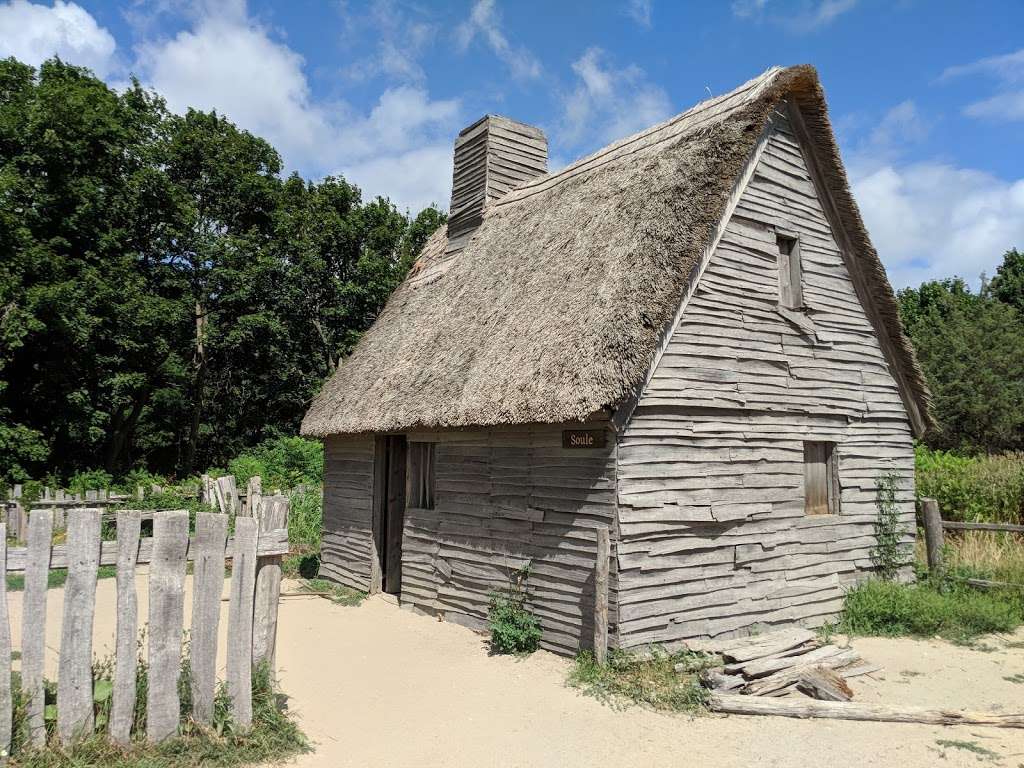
<box><xmin>7</xmin><ymin>566</ymin><xmax>117</xmax><ymax>592</ymax></box>
<box><xmin>840</xmin><ymin>578</ymin><xmax>1024</xmax><ymax>645</ymax></box>
<box><xmin>1004</xmin><ymin>673</ymin><xmax>1024</xmax><ymax>684</ymax></box>
<box><xmin>567</xmin><ymin>647</ymin><xmax>717</xmax><ymax>713</ymax></box>
<box><xmin>297</xmin><ymin>579</ymin><xmax>365</xmax><ymax>606</ymax></box>
<box><xmin>10</xmin><ymin>660</ymin><xmax>308</xmax><ymax>768</ymax></box>
<box><xmin>934</xmin><ymin>739</ymin><xmax>1000</xmax><ymax>762</ymax></box>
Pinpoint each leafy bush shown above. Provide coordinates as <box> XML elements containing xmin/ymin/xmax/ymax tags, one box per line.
<box><xmin>227</xmin><ymin>437</ymin><xmax>323</xmax><ymax>489</ymax></box>
<box><xmin>840</xmin><ymin>578</ymin><xmax>1024</xmax><ymax>644</ymax></box>
<box><xmin>915</xmin><ymin>446</ymin><xmax>1024</xmax><ymax>524</ymax></box>
<box><xmin>67</xmin><ymin>469</ymin><xmax>114</xmax><ymax>495</ymax></box>
<box><xmin>487</xmin><ymin>567</ymin><xmax>542</xmax><ymax>654</ymax></box>
<box><xmin>568</xmin><ymin>647</ymin><xmax>714</xmax><ymax>712</ymax></box>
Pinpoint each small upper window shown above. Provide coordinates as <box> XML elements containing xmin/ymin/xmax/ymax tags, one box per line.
<box><xmin>777</xmin><ymin>234</ymin><xmax>803</xmax><ymax>310</ymax></box>
<box><xmin>408</xmin><ymin>442</ymin><xmax>435</xmax><ymax>509</ymax></box>
<box><xmin>804</xmin><ymin>441</ymin><xmax>838</xmax><ymax>516</ymax></box>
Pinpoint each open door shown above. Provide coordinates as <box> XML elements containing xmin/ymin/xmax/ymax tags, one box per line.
<box><xmin>373</xmin><ymin>435</ymin><xmax>407</xmax><ymax>595</ymax></box>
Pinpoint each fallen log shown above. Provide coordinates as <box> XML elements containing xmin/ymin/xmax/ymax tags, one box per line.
<box><xmin>743</xmin><ymin>649</ymin><xmax>861</xmax><ymax>696</ymax></box>
<box><xmin>715</xmin><ymin>629</ymin><xmax>818</xmax><ymax>664</ymax></box>
<box><xmin>709</xmin><ymin>694</ymin><xmax>1024</xmax><ymax>728</ymax></box>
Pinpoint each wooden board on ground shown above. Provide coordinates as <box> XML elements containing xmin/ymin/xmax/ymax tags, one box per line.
<box><xmin>709</xmin><ymin>693</ymin><xmax>1024</xmax><ymax>728</ymax></box>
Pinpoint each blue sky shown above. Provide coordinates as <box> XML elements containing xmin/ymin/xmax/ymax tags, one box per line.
<box><xmin>2</xmin><ymin>0</ymin><xmax>1023</xmax><ymax>288</ymax></box>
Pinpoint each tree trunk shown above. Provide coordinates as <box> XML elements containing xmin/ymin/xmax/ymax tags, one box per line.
<box><xmin>183</xmin><ymin>301</ymin><xmax>207</xmax><ymax>475</ymax></box>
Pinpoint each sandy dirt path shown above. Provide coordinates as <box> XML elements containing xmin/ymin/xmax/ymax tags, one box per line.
<box><xmin>8</xmin><ymin>576</ymin><xmax>1024</xmax><ymax>768</ymax></box>
<box><xmin>275</xmin><ymin>589</ymin><xmax>1024</xmax><ymax>768</ymax></box>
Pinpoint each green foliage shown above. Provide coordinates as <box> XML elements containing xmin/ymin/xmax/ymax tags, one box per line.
<box><xmin>897</xmin><ymin>255</ymin><xmax>1024</xmax><ymax>454</ymax></box>
<box><xmin>840</xmin><ymin>578</ymin><xmax>1024</xmax><ymax>645</ymax></box>
<box><xmin>0</xmin><ymin>56</ymin><xmax>444</xmax><ymax>484</ymax></box>
<box><xmin>68</xmin><ymin>469</ymin><xmax>114</xmax><ymax>496</ymax></box>
<box><xmin>487</xmin><ymin>566</ymin><xmax>543</xmax><ymax>655</ymax></box>
<box><xmin>227</xmin><ymin>437</ymin><xmax>323</xmax><ymax>489</ymax></box>
<box><xmin>871</xmin><ymin>472</ymin><xmax>907</xmax><ymax>580</ymax></box>
<box><xmin>7</xmin><ymin>565</ymin><xmax>116</xmax><ymax>592</ymax></box>
<box><xmin>915</xmin><ymin>446</ymin><xmax>1024</xmax><ymax>525</ymax></box>
<box><xmin>568</xmin><ymin>647</ymin><xmax>714</xmax><ymax>713</ymax></box>
<box><xmin>286</xmin><ymin>486</ymin><xmax>323</xmax><ymax>554</ymax></box>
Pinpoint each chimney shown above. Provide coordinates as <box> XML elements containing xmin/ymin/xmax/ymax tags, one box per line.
<box><xmin>447</xmin><ymin>115</ymin><xmax>547</xmax><ymax>251</ymax></box>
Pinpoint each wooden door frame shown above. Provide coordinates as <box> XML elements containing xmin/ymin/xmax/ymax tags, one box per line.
<box><xmin>370</xmin><ymin>435</ymin><xmax>407</xmax><ymax>596</ymax></box>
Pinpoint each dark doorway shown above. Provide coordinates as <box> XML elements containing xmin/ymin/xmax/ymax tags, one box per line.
<box><xmin>374</xmin><ymin>435</ymin><xmax>407</xmax><ymax>595</ymax></box>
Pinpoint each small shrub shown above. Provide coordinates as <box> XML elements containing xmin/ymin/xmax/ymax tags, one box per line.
<box><xmin>67</xmin><ymin>469</ymin><xmax>114</xmax><ymax>496</ymax></box>
<box><xmin>487</xmin><ymin>566</ymin><xmax>542</xmax><ymax>654</ymax></box>
<box><xmin>872</xmin><ymin>472</ymin><xmax>907</xmax><ymax>580</ymax></box>
<box><xmin>568</xmin><ymin>647</ymin><xmax>715</xmax><ymax>712</ymax></box>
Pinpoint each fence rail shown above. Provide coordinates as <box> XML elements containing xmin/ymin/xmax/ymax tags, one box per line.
<box><xmin>921</xmin><ymin>497</ymin><xmax>1023</xmax><ymax>584</ymax></box>
<box><xmin>0</xmin><ymin>484</ymin><xmax>289</xmax><ymax>755</ymax></box>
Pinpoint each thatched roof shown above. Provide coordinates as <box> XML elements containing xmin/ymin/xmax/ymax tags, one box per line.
<box><xmin>302</xmin><ymin>65</ymin><xmax>931</xmax><ymax>438</ymax></box>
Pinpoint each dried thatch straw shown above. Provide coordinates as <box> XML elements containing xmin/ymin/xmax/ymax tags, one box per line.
<box><xmin>302</xmin><ymin>64</ymin><xmax>931</xmax><ymax>438</ymax></box>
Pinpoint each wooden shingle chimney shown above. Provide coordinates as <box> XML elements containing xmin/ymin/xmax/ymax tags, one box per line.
<box><xmin>447</xmin><ymin>115</ymin><xmax>547</xmax><ymax>252</ymax></box>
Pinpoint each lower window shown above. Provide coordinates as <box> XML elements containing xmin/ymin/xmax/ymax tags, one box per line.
<box><xmin>804</xmin><ymin>441</ymin><xmax>839</xmax><ymax>515</ymax></box>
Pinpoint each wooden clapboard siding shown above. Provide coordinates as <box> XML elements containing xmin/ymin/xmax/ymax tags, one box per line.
<box><xmin>320</xmin><ymin>436</ymin><xmax>376</xmax><ymax>591</ymax></box>
<box><xmin>615</xmin><ymin>104</ymin><xmax>915</xmax><ymax>650</ymax></box>
<box><xmin>397</xmin><ymin>425</ymin><xmax>618</xmax><ymax>656</ymax></box>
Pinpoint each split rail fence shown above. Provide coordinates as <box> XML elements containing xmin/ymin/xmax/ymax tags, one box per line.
<box><xmin>921</xmin><ymin>497</ymin><xmax>1024</xmax><ymax>587</ymax></box>
<box><xmin>0</xmin><ymin>491</ymin><xmax>289</xmax><ymax>756</ymax></box>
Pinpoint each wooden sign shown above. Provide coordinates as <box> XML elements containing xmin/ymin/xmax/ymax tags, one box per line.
<box><xmin>562</xmin><ymin>429</ymin><xmax>607</xmax><ymax>449</ymax></box>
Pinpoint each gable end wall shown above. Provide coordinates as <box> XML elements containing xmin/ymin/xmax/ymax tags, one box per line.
<box><xmin>615</xmin><ymin>104</ymin><xmax>915</xmax><ymax>649</ymax></box>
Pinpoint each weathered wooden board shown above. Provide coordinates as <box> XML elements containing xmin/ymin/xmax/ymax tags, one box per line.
<box><xmin>254</xmin><ymin>497</ymin><xmax>287</xmax><ymax>668</ymax></box>
<box><xmin>0</xmin><ymin>526</ymin><xmax>12</xmax><ymax>760</ymax></box>
<box><xmin>21</xmin><ymin>509</ymin><xmax>52</xmax><ymax>746</ymax></box>
<box><xmin>191</xmin><ymin>512</ymin><xmax>228</xmax><ymax>725</ymax></box>
<box><xmin>110</xmin><ymin>510</ymin><xmax>142</xmax><ymax>744</ymax></box>
<box><xmin>147</xmin><ymin>510</ymin><xmax>190</xmax><ymax>742</ymax></box>
<box><xmin>709</xmin><ymin>693</ymin><xmax>1024</xmax><ymax>728</ymax></box>
<box><xmin>57</xmin><ymin>509</ymin><xmax>101</xmax><ymax>745</ymax></box>
<box><xmin>227</xmin><ymin>516</ymin><xmax>259</xmax><ymax>728</ymax></box>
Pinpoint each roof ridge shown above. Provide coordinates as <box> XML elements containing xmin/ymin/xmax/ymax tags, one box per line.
<box><xmin>493</xmin><ymin>66</ymin><xmax>784</xmax><ymax>208</ymax></box>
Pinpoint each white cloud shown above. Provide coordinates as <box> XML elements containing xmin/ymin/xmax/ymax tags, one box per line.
<box><xmin>853</xmin><ymin>162</ymin><xmax>1024</xmax><ymax>289</ymax></box>
<box><xmin>732</xmin><ymin>0</ymin><xmax>856</xmax><ymax>32</ymax></box>
<box><xmin>625</xmin><ymin>0</ymin><xmax>652</xmax><ymax>27</ymax></box>
<box><xmin>455</xmin><ymin>0</ymin><xmax>540</xmax><ymax>81</ymax></box>
<box><xmin>845</xmin><ymin>102</ymin><xmax>1024</xmax><ymax>288</ymax></box>
<box><xmin>560</xmin><ymin>47</ymin><xmax>671</xmax><ymax>147</ymax></box>
<box><xmin>942</xmin><ymin>48</ymin><xmax>1024</xmax><ymax>122</ymax></box>
<box><xmin>0</xmin><ymin>0</ymin><xmax>117</xmax><ymax>76</ymax></box>
<box><xmin>341</xmin><ymin>0</ymin><xmax>437</xmax><ymax>84</ymax></box>
<box><xmin>132</xmin><ymin>2</ymin><xmax>459</xmax><ymax>212</ymax></box>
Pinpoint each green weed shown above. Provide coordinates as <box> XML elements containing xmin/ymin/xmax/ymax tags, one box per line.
<box><xmin>568</xmin><ymin>647</ymin><xmax>715</xmax><ymax>713</ymax></box>
<box><xmin>487</xmin><ymin>566</ymin><xmax>542</xmax><ymax>655</ymax></box>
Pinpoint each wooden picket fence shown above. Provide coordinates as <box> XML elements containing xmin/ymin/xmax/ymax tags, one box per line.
<box><xmin>0</xmin><ymin>494</ymin><xmax>289</xmax><ymax>754</ymax></box>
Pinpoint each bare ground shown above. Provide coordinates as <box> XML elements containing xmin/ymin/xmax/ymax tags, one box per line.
<box><xmin>8</xmin><ymin>576</ymin><xmax>1024</xmax><ymax>768</ymax></box>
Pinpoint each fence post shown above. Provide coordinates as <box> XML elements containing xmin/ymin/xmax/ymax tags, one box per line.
<box><xmin>246</xmin><ymin>475</ymin><xmax>262</xmax><ymax>518</ymax></box>
<box><xmin>0</xmin><ymin>523</ymin><xmax>12</xmax><ymax>761</ymax></box>
<box><xmin>22</xmin><ymin>509</ymin><xmax>53</xmax><ymax>747</ymax></box>
<box><xmin>253</xmin><ymin>496</ymin><xmax>287</xmax><ymax>670</ymax></box>
<box><xmin>922</xmin><ymin>497</ymin><xmax>944</xmax><ymax>575</ymax></box>
<box><xmin>227</xmin><ymin>516</ymin><xmax>259</xmax><ymax>729</ymax></box>
<box><xmin>57</xmin><ymin>508</ymin><xmax>101</xmax><ymax>746</ymax></box>
<box><xmin>191</xmin><ymin>512</ymin><xmax>228</xmax><ymax>726</ymax></box>
<box><xmin>146</xmin><ymin>510</ymin><xmax>189</xmax><ymax>743</ymax></box>
<box><xmin>110</xmin><ymin>510</ymin><xmax>141</xmax><ymax>745</ymax></box>
<box><xmin>593</xmin><ymin>525</ymin><xmax>610</xmax><ymax>665</ymax></box>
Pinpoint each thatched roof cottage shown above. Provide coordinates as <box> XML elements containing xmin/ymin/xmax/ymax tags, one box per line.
<box><xmin>301</xmin><ymin>65</ymin><xmax>929</xmax><ymax>654</ymax></box>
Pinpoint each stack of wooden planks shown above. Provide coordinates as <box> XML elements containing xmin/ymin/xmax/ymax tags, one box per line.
<box><xmin>699</xmin><ymin>628</ymin><xmax>876</xmax><ymax>701</ymax></box>
<box><xmin>699</xmin><ymin>628</ymin><xmax>1024</xmax><ymax>728</ymax></box>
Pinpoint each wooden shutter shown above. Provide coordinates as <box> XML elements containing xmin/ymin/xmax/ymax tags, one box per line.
<box><xmin>777</xmin><ymin>234</ymin><xmax>803</xmax><ymax>309</ymax></box>
<box><xmin>804</xmin><ymin>441</ymin><xmax>837</xmax><ymax>515</ymax></box>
